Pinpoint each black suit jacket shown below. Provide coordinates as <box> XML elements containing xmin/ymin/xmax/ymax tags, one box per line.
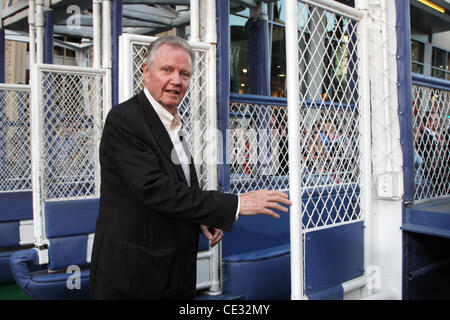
<box><xmin>89</xmin><ymin>91</ymin><xmax>238</xmax><ymax>299</ymax></box>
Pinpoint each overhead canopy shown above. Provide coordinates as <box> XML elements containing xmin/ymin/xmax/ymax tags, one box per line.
<box><xmin>410</xmin><ymin>0</ymin><xmax>450</xmax><ymax>34</ymax></box>
<box><xmin>0</xmin><ymin>0</ymin><xmax>261</xmax><ymax>39</ymax></box>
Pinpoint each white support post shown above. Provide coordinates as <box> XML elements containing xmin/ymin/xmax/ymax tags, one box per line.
<box><xmin>93</xmin><ymin>0</ymin><xmax>102</xmax><ymax>69</ymax></box>
<box><xmin>28</xmin><ymin>0</ymin><xmax>36</xmax><ymax>69</ymax></box>
<box><xmin>204</xmin><ymin>0</ymin><xmax>220</xmax><ymax>294</ymax></box>
<box><xmin>356</xmin><ymin>0</ymin><xmax>373</xmax><ymax>298</ymax></box>
<box><xmin>102</xmin><ymin>0</ymin><xmax>112</xmax><ymax>117</ymax></box>
<box><xmin>285</xmin><ymin>0</ymin><xmax>304</xmax><ymax>301</ymax></box>
<box><xmin>35</xmin><ymin>0</ymin><xmax>44</xmax><ymax>64</ymax></box>
<box><xmin>190</xmin><ymin>0</ymin><xmax>201</xmax><ymax>181</ymax></box>
<box><xmin>30</xmin><ymin>64</ymin><xmax>45</xmax><ymax>250</ymax></box>
<box><xmin>190</xmin><ymin>0</ymin><xmax>200</xmax><ymax>42</ymax></box>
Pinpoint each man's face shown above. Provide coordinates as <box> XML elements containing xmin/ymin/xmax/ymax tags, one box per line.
<box><xmin>143</xmin><ymin>43</ymin><xmax>192</xmax><ymax>115</ymax></box>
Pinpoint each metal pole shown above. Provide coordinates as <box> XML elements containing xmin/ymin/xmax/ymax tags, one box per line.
<box><xmin>216</xmin><ymin>0</ymin><xmax>230</xmax><ymax>193</ymax></box>
<box><xmin>93</xmin><ymin>0</ymin><xmax>102</xmax><ymax>69</ymax></box>
<box><xmin>43</xmin><ymin>10</ymin><xmax>53</xmax><ymax>64</ymax></box>
<box><xmin>112</xmin><ymin>0</ymin><xmax>123</xmax><ymax>106</ymax></box>
<box><xmin>35</xmin><ymin>0</ymin><xmax>44</xmax><ymax>64</ymax></box>
<box><xmin>102</xmin><ymin>0</ymin><xmax>112</xmax><ymax>116</ymax></box>
<box><xmin>285</xmin><ymin>0</ymin><xmax>303</xmax><ymax>300</ymax></box>
<box><xmin>190</xmin><ymin>0</ymin><xmax>200</xmax><ymax>42</ymax></box>
<box><xmin>356</xmin><ymin>0</ymin><xmax>373</xmax><ymax>298</ymax></box>
<box><xmin>204</xmin><ymin>0</ymin><xmax>220</xmax><ymax>294</ymax></box>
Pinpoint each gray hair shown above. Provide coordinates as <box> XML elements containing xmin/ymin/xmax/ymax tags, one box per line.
<box><xmin>145</xmin><ymin>36</ymin><xmax>195</xmax><ymax>68</ymax></box>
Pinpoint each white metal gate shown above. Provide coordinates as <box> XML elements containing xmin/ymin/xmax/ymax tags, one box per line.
<box><xmin>119</xmin><ymin>33</ymin><xmax>221</xmax><ymax>293</ymax></box>
<box><xmin>31</xmin><ymin>64</ymin><xmax>107</xmax><ymax>248</ymax></box>
<box><xmin>286</xmin><ymin>0</ymin><xmax>368</xmax><ymax>299</ymax></box>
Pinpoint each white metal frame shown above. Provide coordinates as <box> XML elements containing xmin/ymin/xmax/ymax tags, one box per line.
<box><xmin>31</xmin><ymin>63</ymin><xmax>107</xmax><ymax>260</ymax></box>
<box><xmin>286</xmin><ymin>0</ymin><xmax>367</xmax><ymax>300</ymax></box>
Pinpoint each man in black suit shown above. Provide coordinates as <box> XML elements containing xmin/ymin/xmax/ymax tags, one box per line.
<box><xmin>89</xmin><ymin>36</ymin><xmax>291</xmax><ymax>299</ymax></box>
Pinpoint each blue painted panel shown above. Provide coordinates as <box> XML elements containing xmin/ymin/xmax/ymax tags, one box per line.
<box><xmin>305</xmin><ymin>221</ymin><xmax>364</xmax><ymax>295</ymax></box>
<box><xmin>0</xmin><ymin>221</ymin><xmax>20</xmax><ymax>247</ymax></box>
<box><xmin>402</xmin><ymin>198</ymin><xmax>450</xmax><ymax>238</ymax></box>
<box><xmin>0</xmin><ymin>191</ymin><xmax>33</xmax><ymax>222</ymax></box>
<box><xmin>45</xmin><ymin>198</ymin><xmax>99</xmax><ymax>238</ymax></box>
<box><xmin>0</xmin><ymin>250</ymin><xmax>14</xmax><ymax>281</ymax></box>
<box><xmin>48</xmin><ymin>235</ymin><xmax>88</xmax><ymax>271</ymax></box>
<box><xmin>222</xmin><ymin>192</ymin><xmax>290</xmax><ymax>257</ymax></box>
<box><xmin>223</xmin><ymin>245</ymin><xmax>290</xmax><ymax>299</ymax></box>
<box><xmin>198</xmin><ymin>235</ymin><xmax>209</xmax><ymax>251</ymax></box>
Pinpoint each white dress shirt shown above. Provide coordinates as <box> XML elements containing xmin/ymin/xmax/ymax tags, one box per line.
<box><xmin>144</xmin><ymin>87</ymin><xmax>240</xmax><ymax>220</ymax></box>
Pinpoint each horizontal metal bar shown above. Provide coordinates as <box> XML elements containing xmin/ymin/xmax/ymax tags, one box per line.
<box><xmin>341</xmin><ymin>276</ymin><xmax>368</xmax><ymax>293</ymax></box>
<box><xmin>197</xmin><ymin>250</ymin><xmax>213</xmax><ymax>259</ymax></box>
<box><xmin>299</xmin><ymin>0</ymin><xmax>365</xmax><ymax>21</ymax></box>
<box><xmin>36</xmin><ymin>63</ymin><xmax>106</xmax><ymax>75</ymax></box>
<box><xmin>407</xmin><ymin>258</ymin><xmax>450</xmax><ymax>281</ymax></box>
<box><xmin>230</xmin><ymin>93</ymin><xmax>356</xmax><ymax>110</ymax></box>
<box><xmin>412</xmin><ymin>72</ymin><xmax>450</xmax><ymax>91</ymax></box>
<box><xmin>120</xmin><ymin>33</ymin><xmax>212</xmax><ymax>51</ymax></box>
<box><xmin>230</xmin><ymin>93</ymin><xmax>287</xmax><ymax>106</ymax></box>
<box><xmin>0</xmin><ymin>83</ymin><xmax>31</xmax><ymax>90</ymax></box>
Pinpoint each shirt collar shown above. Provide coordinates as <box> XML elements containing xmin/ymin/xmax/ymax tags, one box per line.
<box><xmin>144</xmin><ymin>87</ymin><xmax>181</xmax><ymax>132</ymax></box>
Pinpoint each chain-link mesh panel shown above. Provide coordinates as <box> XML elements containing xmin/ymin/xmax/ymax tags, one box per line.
<box><xmin>298</xmin><ymin>2</ymin><xmax>362</xmax><ymax>230</ymax></box>
<box><xmin>132</xmin><ymin>42</ymin><xmax>149</xmax><ymax>96</ymax></box>
<box><xmin>412</xmin><ymin>85</ymin><xmax>450</xmax><ymax>200</ymax></box>
<box><xmin>39</xmin><ymin>69</ymin><xmax>104</xmax><ymax>201</ymax></box>
<box><xmin>229</xmin><ymin>3</ymin><xmax>363</xmax><ymax>230</ymax></box>
<box><xmin>0</xmin><ymin>85</ymin><xmax>31</xmax><ymax>192</ymax></box>
<box><xmin>129</xmin><ymin>39</ymin><xmax>212</xmax><ymax>189</ymax></box>
<box><xmin>229</xmin><ymin>102</ymin><xmax>289</xmax><ymax>193</ymax></box>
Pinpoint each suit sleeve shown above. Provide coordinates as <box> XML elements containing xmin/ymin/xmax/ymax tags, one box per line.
<box><xmin>100</xmin><ymin>109</ymin><xmax>238</xmax><ymax>232</ymax></box>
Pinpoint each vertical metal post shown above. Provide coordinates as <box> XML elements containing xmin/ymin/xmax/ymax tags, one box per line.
<box><xmin>355</xmin><ymin>0</ymin><xmax>373</xmax><ymax>297</ymax></box>
<box><xmin>395</xmin><ymin>0</ymin><xmax>414</xmax><ymax>204</ymax></box>
<box><xmin>285</xmin><ymin>0</ymin><xmax>303</xmax><ymax>300</ymax></box>
<box><xmin>190</xmin><ymin>0</ymin><xmax>202</xmax><ymax>187</ymax></box>
<box><xmin>190</xmin><ymin>0</ymin><xmax>200</xmax><ymax>42</ymax></box>
<box><xmin>0</xmin><ymin>29</ymin><xmax>5</xmax><ymax>83</ymax></box>
<box><xmin>35</xmin><ymin>0</ymin><xmax>44</xmax><ymax>64</ymax></box>
<box><xmin>111</xmin><ymin>0</ymin><xmax>122</xmax><ymax>107</ymax></box>
<box><xmin>216</xmin><ymin>0</ymin><xmax>230</xmax><ymax>193</ymax></box>
<box><xmin>0</xmin><ymin>28</ymin><xmax>5</xmax><ymax>172</ymax></box>
<box><xmin>204</xmin><ymin>0</ymin><xmax>220</xmax><ymax>294</ymax></box>
<box><xmin>29</xmin><ymin>0</ymin><xmax>36</xmax><ymax>73</ymax></box>
<box><xmin>43</xmin><ymin>10</ymin><xmax>53</xmax><ymax>64</ymax></box>
<box><xmin>102</xmin><ymin>0</ymin><xmax>112</xmax><ymax>116</ymax></box>
<box><xmin>30</xmin><ymin>63</ymin><xmax>45</xmax><ymax>249</ymax></box>
<box><xmin>93</xmin><ymin>0</ymin><xmax>102</xmax><ymax>69</ymax></box>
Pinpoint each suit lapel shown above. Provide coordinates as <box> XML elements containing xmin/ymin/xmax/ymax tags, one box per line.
<box><xmin>136</xmin><ymin>91</ymin><xmax>189</xmax><ymax>185</ymax></box>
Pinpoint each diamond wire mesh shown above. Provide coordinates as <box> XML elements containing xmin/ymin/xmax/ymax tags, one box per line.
<box><xmin>130</xmin><ymin>40</ymin><xmax>211</xmax><ymax>189</ymax></box>
<box><xmin>228</xmin><ymin>3</ymin><xmax>363</xmax><ymax>230</ymax></box>
<box><xmin>0</xmin><ymin>85</ymin><xmax>31</xmax><ymax>192</ymax></box>
<box><xmin>299</xmin><ymin>2</ymin><xmax>362</xmax><ymax>230</ymax></box>
<box><xmin>40</xmin><ymin>70</ymin><xmax>104</xmax><ymax>201</ymax></box>
<box><xmin>412</xmin><ymin>85</ymin><xmax>450</xmax><ymax>200</ymax></box>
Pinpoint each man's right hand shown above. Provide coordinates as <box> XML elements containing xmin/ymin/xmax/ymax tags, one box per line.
<box><xmin>238</xmin><ymin>189</ymin><xmax>292</xmax><ymax>219</ymax></box>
